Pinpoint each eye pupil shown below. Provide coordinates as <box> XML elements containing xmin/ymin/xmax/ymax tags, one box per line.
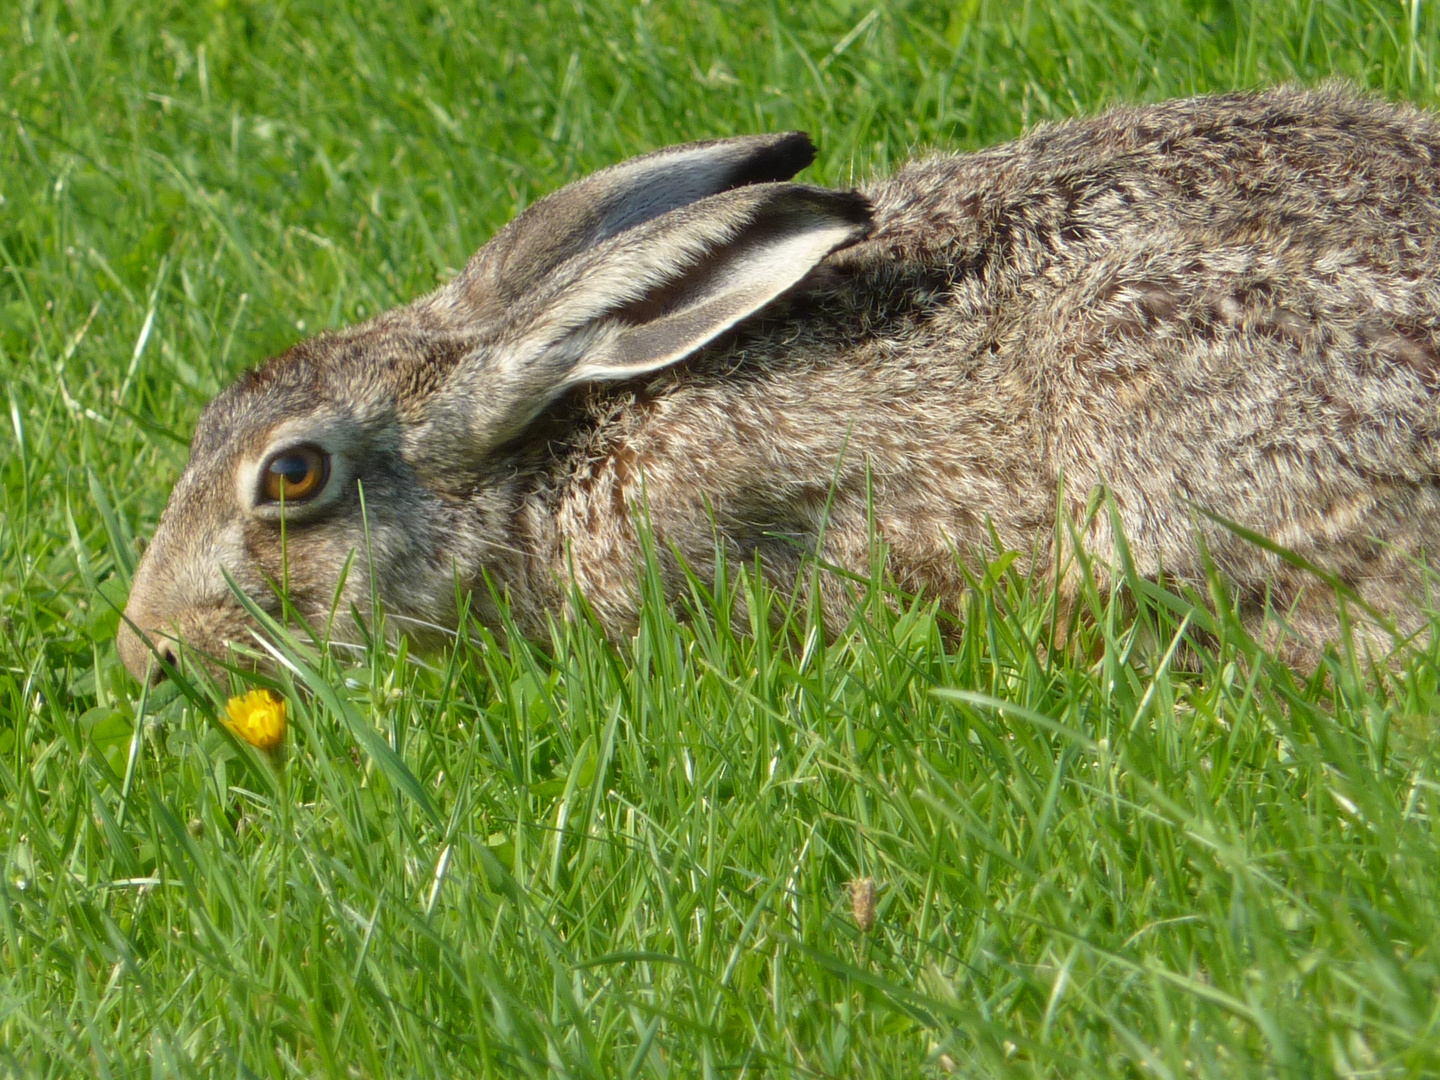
<box><xmin>260</xmin><ymin>444</ymin><xmax>329</xmax><ymax>504</ymax></box>
<box><xmin>273</xmin><ymin>457</ymin><xmax>310</xmax><ymax>485</ymax></box>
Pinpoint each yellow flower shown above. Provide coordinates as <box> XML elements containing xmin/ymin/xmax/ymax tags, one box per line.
<box><xmin>224</xmin><ymin>689</ymin><xmax>287</xmax><ymax>751</ymax></box>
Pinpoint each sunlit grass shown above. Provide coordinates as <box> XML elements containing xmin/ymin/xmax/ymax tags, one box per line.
<box><xmin>5</xmin><ymin>1</ymin><xmax>1440</xmax><ymax>1075</ymax></box>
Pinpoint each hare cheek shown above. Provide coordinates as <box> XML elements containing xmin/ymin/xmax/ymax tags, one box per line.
<box><xmin>241</xmin><ymin>516</ymin><xmax>366</xmax><ymax>597</ymax></box>
<box><xmin>148</xmin><ymin>520</ymin><xmax>249</xmax><ymax>608</ymax></box>
<box><xmin>174</xmin><ymin>526</ymin><xmax>270</xmax><ymax>617</ymax></box>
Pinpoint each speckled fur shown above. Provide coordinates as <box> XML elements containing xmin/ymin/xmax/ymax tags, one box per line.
<box><xmin>118</xmin><ymin>85</ymin><xmax>1440</xmax><ymax>681</ymax></box>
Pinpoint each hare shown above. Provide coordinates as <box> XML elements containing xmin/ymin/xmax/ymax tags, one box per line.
<box><xmin>118</xmin><ymin>83</ymin><xmax>1440</xmax><ymax>683</ymax></box>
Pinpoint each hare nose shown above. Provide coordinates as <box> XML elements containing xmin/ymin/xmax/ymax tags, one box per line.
<box><xmin>117</xmin><ymin>617</ymin><xmax>176</xmax><ymax>686</ymax></box>
<box><xmin>149</xmin><ymin>643</ymin><xmax>178</xmax><ymax>685</ymax></box>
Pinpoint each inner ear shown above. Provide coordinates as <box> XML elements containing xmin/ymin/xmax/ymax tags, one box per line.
<box><xmin>611</xmin><ymin>250</ymin><xmax>738</xmax><ymax>325</ymax></box>
<box><xmin>560</xmin><ymin>192</ymin><xmax>871</xmax><ymax>386</ymax></box>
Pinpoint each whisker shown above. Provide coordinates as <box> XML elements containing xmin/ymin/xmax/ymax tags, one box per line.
<box><xmin>384</xmin><ymin>613</ymin><xmax>461</xmax><ymax>638</ymax></box>
<box><xmin>319</xmin><ymin>639</ymin><xmax>369</xmax><ymax>653</ymax></box>
<box><xmin>480</xmin><ymin>538</ymin><xmax>532</xmax><ymax>560</ymax></box>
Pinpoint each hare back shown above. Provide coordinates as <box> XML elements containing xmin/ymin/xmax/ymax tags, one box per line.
<box><xmin>548</xmin><ymin>85</ymin><xmax>1440</xmax><ymax>643</ymax></box>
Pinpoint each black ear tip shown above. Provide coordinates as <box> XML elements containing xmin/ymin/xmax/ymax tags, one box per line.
<box><xmin>781</xmin><ymin>185</ymin><xmax>874</xmax><ymax>233</ymax></box>
<box><xmin>831</xmin><ymin>188</ymin><xmax>874</xmax><ymax>227</ymax></box>
<box><xmin>777</xmin><ymin>130</ymin><xmax>818</xmax><ymax>168</ymax></box>
<box><xmin>745</xmin><ymin>131</ymin><xmax>818</xmax><ymax>184</ymax></box>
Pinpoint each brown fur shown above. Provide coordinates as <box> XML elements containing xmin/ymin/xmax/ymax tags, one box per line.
<box><xmin>118</xmin><ymin>86</ymin><xmax>1440</xmax><ymax>681</ymax></box>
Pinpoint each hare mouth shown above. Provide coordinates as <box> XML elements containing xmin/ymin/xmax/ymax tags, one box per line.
<box><xmin>118</xmin><ymin>595</ymin><xmax>286</xmax><ymax>686</ymax></box>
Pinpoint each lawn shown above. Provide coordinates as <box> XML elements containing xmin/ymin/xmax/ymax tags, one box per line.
<box><xmin>4</xmin><ymin>0</ymin><xmax>1440</xmax><ymax>1076</ymax></box>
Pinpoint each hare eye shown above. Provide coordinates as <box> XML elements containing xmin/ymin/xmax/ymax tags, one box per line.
<box><xmin>260</xmin><ymin>444</ymin><xmax>330</xmax><ymax>504</ymax></box>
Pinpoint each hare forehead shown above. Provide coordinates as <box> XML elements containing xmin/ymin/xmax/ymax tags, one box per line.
<box><xmin>192</xmin><ymin>380</ymin><xmax>403</xmax><ymax>466</ymax></box>
<box><xmin>190</xmin><ymin>380</ymin><xmax>318</xmax><ymax>458</ymax></box>
<box><xmin>191</xmin><ymin>328</ymin><xmax>473</xmax><ymax>457</ymax></box>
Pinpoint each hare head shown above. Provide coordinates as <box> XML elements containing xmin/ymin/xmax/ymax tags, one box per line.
<box><xmin>116</xmin><ymin>132</ymin><xmax>872</xmax><ymax>683</ymax></box>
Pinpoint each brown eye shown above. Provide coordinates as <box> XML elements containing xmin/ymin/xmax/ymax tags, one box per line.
<box><xmin>260</xmin><ymin>444</ymin><xmax>330</xmax><ymax>504</ymax></box>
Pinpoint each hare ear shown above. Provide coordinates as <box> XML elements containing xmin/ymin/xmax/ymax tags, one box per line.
<box><xmin>426</xmin><ymin>182</ymin><xmax>872</xmax><ymax>461</ymax></box>
<box><xmin>455</xmin><ymin>132</ymin><xmax>821</xmax><ymax>316</ymax></box>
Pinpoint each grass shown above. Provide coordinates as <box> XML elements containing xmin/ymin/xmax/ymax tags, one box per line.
<box><xmin>4</xmin><ymin>0</ymin><xmax>1440</xmax><ymax>1075</ymax></box>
